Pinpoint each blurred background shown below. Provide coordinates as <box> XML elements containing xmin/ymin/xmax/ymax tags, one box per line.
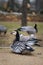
<box><xmin>0</xmin><ymin>0</ymin><xmax>43</xmax><ymax>22</ymax></box>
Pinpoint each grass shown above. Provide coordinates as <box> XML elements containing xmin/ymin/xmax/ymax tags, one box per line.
<box><xmin>0</xmin><ymin>21</ymin><xmax>21</xmax><ymax>32</ymax></box>
<box><xmin>0</xmin><ymin>21</ymin><xmax>43</xmax><ymax>34</ymax></box>
<box><xmin>0</xmin><ymin>21</ymin><xmax>43</xmax><ymax>46</ymax></box>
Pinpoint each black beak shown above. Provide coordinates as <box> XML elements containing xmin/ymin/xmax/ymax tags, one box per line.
<box><xmin>17</xmin><ymin>28</ymin><xmax>21</xmax><ymax>31</ymax></box>
<box><xmin>10</xmin><ymin>32</ymin><xmax>13</xmax><ymax>34</ymax></box>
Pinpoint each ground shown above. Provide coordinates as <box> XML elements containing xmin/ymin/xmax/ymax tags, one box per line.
<box><xmin>0</xmin><ymin>47</ymin><xmax>43</xmax><ymax>65</ymax></box>
<box><xmin>0</xmin><ymin>21</ymin><xmax>43</xmax><ymax>65</ymax></box>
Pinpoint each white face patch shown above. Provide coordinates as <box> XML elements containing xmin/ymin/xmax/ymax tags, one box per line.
<box><xmin>11</xmin><ymin>31</ymin><xmax>17</xmax><ymax>35</ymax></box>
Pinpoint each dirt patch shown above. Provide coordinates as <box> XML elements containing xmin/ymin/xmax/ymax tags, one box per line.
<box><xmin>0</xmin><ymin>47</ymin><xmax>43</xmax><ymax>65</ymax></box>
